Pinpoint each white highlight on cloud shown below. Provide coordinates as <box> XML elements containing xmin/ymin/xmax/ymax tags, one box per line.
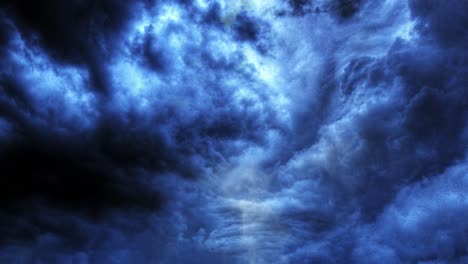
<box><xmin>4</xmin><ymin>29</ymin><xmax>97</xmax><ymax>130</ymax></box>
<box><xmin>197</xmin><ymin>1</ymin><xmax>422</xmax><ymax>262</ymax></box>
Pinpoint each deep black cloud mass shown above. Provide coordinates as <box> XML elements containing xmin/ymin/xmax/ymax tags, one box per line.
<box><xmin>0</xmin><ymin>0</ymin><xmax>274</xmax><ymax>254</ymax></box>
<box><xmin>1</xmin><ymin>0</ymin><xmax>141</xmax><ymax>94</ymax></box>
<box><xmin>0</xmin><ymin>0</ymin><xmax>467</xmax><ymax>263</ymax></box>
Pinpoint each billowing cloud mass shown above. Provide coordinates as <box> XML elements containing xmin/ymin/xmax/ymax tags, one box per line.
<box><xmin>0</xmin><ymin>0</ymin><xmax>467</xmax><ymax>263</ymax></box>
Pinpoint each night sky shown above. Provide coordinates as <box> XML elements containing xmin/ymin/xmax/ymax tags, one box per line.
<box><xmin>0</xmin><ymin>0</ymin><xmax>467</xmax><ymax>263</ymax></box>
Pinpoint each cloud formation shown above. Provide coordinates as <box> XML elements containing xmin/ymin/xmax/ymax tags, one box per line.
<box><xmin>0</xmin><ymin>0</ymin><xmax>466</xmax><ymax>263</ymax></box>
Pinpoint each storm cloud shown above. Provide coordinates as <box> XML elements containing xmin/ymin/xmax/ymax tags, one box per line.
<box><xmin>0</xmin><ymin>0</ymin><xmax>467</xmax><ymax>263</ymax></box>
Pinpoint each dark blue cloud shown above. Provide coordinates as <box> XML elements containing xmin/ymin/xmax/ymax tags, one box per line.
<box><xmin>353</xmin><ymin>161</ymin><xmax>468</xmax><ymax>263</ymax></box>
<box><xmin>232</xmin><ymin>12</ymin><xmax>262</xmax><ymax>42</ymax></box>
<box><xmin>409</xmin><ymin>0</ymin><xmax>468</xmax><ymax>47</ymax></box>
<box><xmin>0</xmin><ymin>0</ymin><xmax>467</xmax><ymax>263</ymax></box>
<box><xmin>0</xmin><ymin>0</ymin><xmax>276</xmax><ymax>254</ymax></box>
